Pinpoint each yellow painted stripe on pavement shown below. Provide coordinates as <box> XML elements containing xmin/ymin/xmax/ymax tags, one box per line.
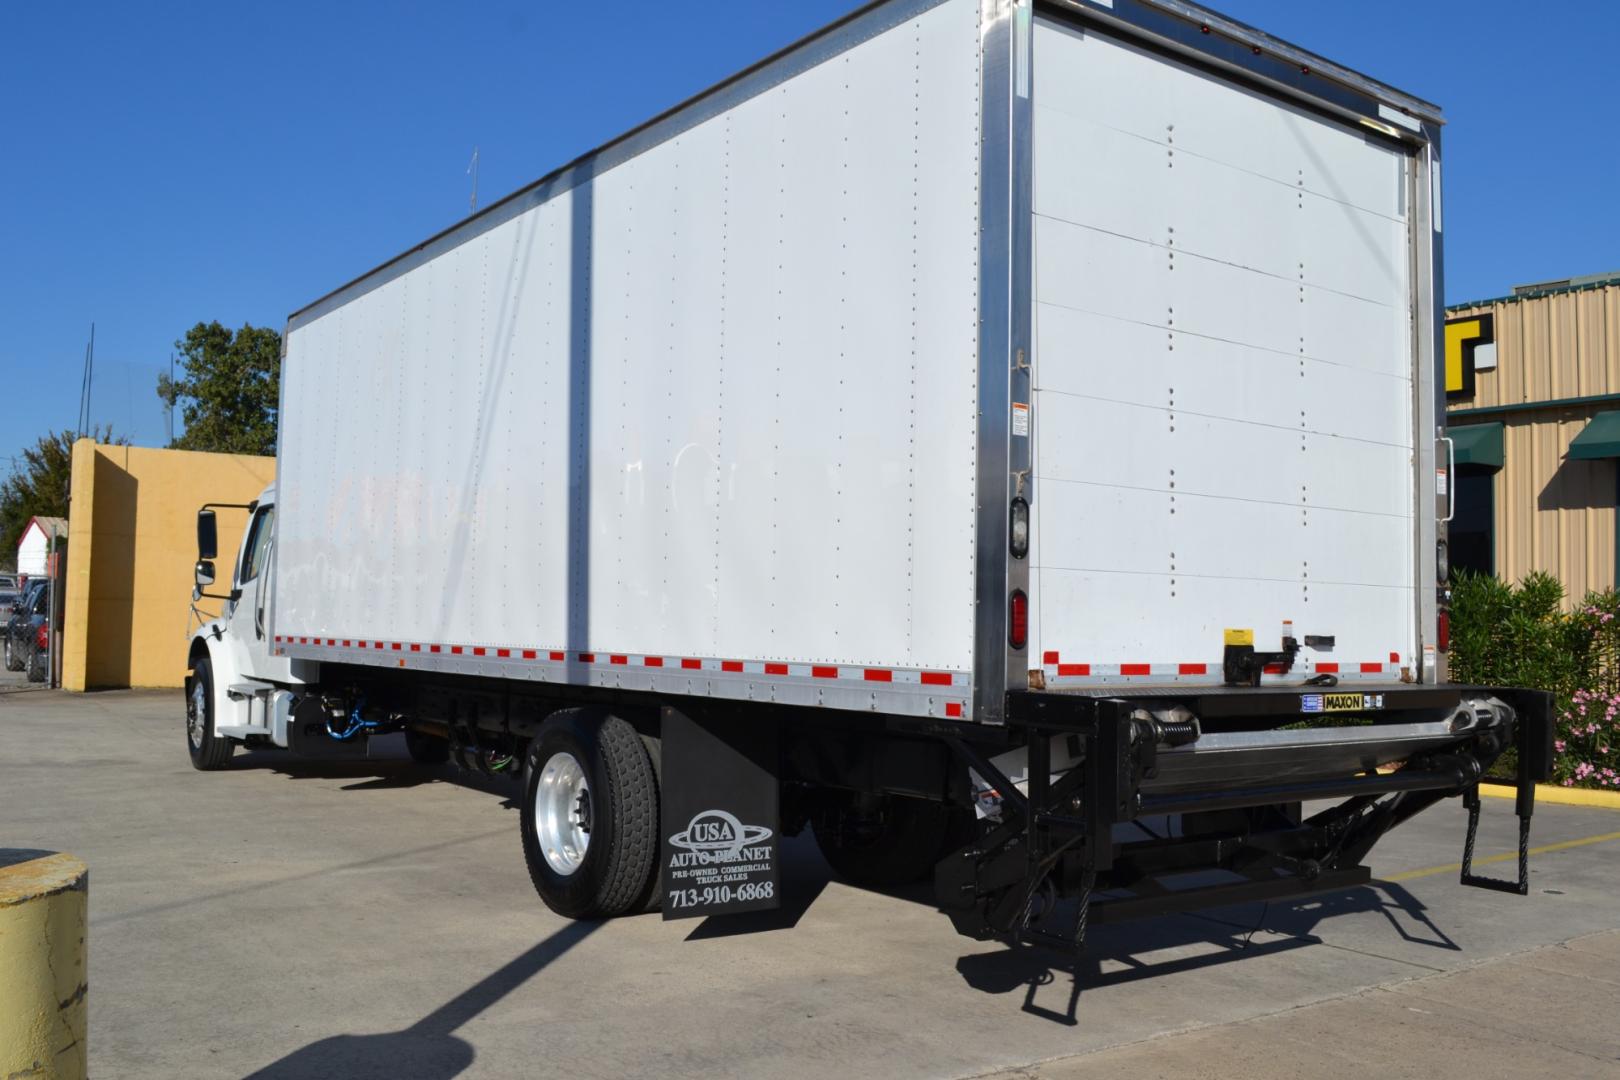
<box><xmin>1479</xmin><ymin>782</ymin><xmax>1620</xmax><ymax>811</ymax></box>
<box><xmin>1382</xmin><ymin>829</ymin><xmax>1620</xmax><ymax>883</ymax></box>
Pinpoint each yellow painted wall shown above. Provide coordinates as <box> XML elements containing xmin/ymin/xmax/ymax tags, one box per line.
<box><xmin>1448</xmin><ymin>281</ymin><xmax>1620</xmax><ymax>602</ymax></box>
<box><xmin>63</xmin><ymin>441</ymin><xmax>274</xmax><ymax>690</ymax></box>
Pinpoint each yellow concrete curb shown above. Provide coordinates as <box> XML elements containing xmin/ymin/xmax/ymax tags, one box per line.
<box><xmin>0</xmin><ymin>850</ymin><xmax>88</xmax><ymax>1080</ymax></box>
<box><xmin>1481</xmin><ymin>780</ymin><xmax>1620</xmax><ymax>810</ymax></box>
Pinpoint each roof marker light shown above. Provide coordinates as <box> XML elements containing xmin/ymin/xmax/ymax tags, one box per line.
<box><xmin>1359</xmin><ymin>117</ymin><xmax>1402</xmax><ymax>139</ymax></box>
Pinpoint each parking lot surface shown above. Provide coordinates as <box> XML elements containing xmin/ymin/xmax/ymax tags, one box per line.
<box><xmin>2</xmin><ymin>689</ymin><xmax>1618</xmax><ymax>1079</ymax></box>
<box><xmin>0</xmin><ymin>660</ymin><xmax>42</xmax><ymax>695</ymax></box>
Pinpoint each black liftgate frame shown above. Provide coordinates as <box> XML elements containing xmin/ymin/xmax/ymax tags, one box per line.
<box><xmin>935</xmin><ymin>686</ymin><xmax>1555</xmax><ymax>952</ymax></box>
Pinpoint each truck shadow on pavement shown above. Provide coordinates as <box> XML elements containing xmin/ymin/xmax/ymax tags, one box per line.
<box><xmin>242</xmin><ymin>919</ymin><xmax>601</xmax><ymax>1080</ymax></box>
<box><xmin>954</xmin><ymin>882</ymin><xmax>1455</xmax><ymax>1026</ymax></box>
<box><xmin>684</xmin><ymin>834</ymin><xmax>832</xmax><ymax>940</ymax></box>
<box><xmin>234</xmin><ymin>749</ymin><xmax>523</xmax><ymax>809</ymax></box>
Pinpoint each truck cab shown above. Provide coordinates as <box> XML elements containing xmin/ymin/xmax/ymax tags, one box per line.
<box><xmin>184</xmin><ymin>487</ymin><xmax>309</xmax><ymax>766</ymax></box>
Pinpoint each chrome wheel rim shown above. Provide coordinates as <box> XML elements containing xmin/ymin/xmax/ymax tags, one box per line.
<box><xmin>535</xmin><ymin>751</ymin><xmax>592</xmax><ymax>875</ymax></box>
<box><xmin>188</xmin><ymin>680</ymin><xmax>207</xmax><ymax>750</ymax></box>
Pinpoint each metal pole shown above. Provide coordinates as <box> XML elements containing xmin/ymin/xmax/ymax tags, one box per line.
<box><xmin>166</xmin><ymin>352</ymin><xmax>175</xmax><ymax>445</ymax></box>
<box><xmin>86</xmin><ymin>323</ymin><xmax>94</xmax><ymax>434</ymax></box>
<box><xmin>48</xmin><ymin>526</ymin><xmax>60</xmax><ymax>690</ymax></box>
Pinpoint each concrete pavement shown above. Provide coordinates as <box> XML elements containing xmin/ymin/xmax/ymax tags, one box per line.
<box><xmin>977</xmin><ymin>931</ymin><xmax>1620</xmax><ymax>1079</ymax></box>
<box><xmin>0</xmin><ymin>657</ymin><xmax>43</xmax><ymax>695</ymax></box>
<box><xmin>2</xmin><ymin>688</ymin><xmax>1618</xmax><ymax>1079</ymax></box>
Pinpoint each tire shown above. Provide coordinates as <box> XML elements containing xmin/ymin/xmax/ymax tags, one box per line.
<box><xmin>520</xmin><ymin>711</ymin><xmax>659</xmax><ymax>920</ymax></box>
<box><xmin>26</xmin><ymin>644</ymin><xmax>46</xmax><ymax>684</ymax></box>
<box><xmin>812</xmin><ymin>793</ymin><xmax>963</xmax><ymax>889</ymax></box>
<box><xmin>3</xmin><ymin>636</ymin><xmax>21</xmax><ymax>672</ymax></box>
<box><xmin>405</xmin><ymin>729</ymin><xmax>451</xmax><ymax>765</ymax></box>
<box><xmin>186</xmin><ymin>657</ymin><xmax>234</xmax><ymax>771</ymax></box>
<box><xmin>631</xmin><ymin>732</ymin><xmax>664</xmax><ymax>913</ymax></box>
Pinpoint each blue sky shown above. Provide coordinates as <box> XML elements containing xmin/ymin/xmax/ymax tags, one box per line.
<box><xmin>2</xmin><ymin>0</ymin><xmax>1616</xmax><ymax>458</ymax></box>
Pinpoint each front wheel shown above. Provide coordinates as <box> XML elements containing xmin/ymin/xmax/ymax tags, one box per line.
<box><xmin>186</xmin><ymin>657</ymin><xmax>234</xmax><ymax>771</ymax></box>
<box><xmin>520</xmin><ymin>711</ymin><xmax>659</xmax><ymax>919</ymax></box>
<box><xmin>3</xmin><ymin>637</ymin><xmax>21</xmax><ymax>672</ymax></box>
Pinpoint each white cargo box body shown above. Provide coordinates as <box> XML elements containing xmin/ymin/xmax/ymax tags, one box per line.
<box><xmin>275</xmin><ymin>0</ymin><xmax>987</xmax><ymax>720</ymax></box>
<box><xmin>272</xmin><ymin>0</ymin><xmax>1446</xmax><ymax>723</ymax></box>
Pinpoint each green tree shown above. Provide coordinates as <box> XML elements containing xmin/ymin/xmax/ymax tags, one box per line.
<box><xmin>157</xmin><ymin>322</ymin><xmax>280</xmax><ymax>456</ymax></box>
<box><xmin>0</xmin><ymin>426</ymin><xmax>125</xmax><ymax>566</ymax></box>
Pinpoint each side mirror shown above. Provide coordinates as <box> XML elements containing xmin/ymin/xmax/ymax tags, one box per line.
<box><xmin>197</xmin><ymin>509</ymin><xmax>218</xmax><ymax>561</ymax></box>
<box><xmin>195</xmin><ymin>560</ymin><xmax>216</xmax><ymax>588</ymax></box>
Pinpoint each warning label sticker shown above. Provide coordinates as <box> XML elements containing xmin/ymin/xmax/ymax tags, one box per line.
<box><xmin>1012</xmin><ymin>402</ymin><xmax>1030</xmax><ymax>438</ymax></box>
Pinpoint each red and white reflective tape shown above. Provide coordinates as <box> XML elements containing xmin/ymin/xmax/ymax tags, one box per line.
<box><xmin>1039</xmin><ymin>651</ymin><xmax>1406</xmax><ymax>683</ymax></box>
<box><xmin>271</xmin><ymin>636</ymin><xmax>970</xmax><ymax>718</ymax></box>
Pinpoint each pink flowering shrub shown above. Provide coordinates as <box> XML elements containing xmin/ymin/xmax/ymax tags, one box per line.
<box><xmin>1450</xmin><ymin>572</ymin><xmax>1620</xmax><ymax>789</ymax></box>
<box><xmin>1552</xmin><ymin>593</ymin><xmax>1620</xmax><ymax>787</ymax></box>
<box><xmin>1555</xmin><ymin>689</ymin><xmax>1620</xmax><ymax>788</ymax></box>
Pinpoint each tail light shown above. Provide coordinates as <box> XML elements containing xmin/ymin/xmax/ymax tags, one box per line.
<box><xmin>1008</xmin><ymin>590</ymin><xmax>1028</xmax><ymax>650</ymax></box>
<box><xmin>1437</xmin><ymin>611</ymin><xmax>1450</xmax><ymax>652</ymax></box>
<box><xmin>36</xmin><ymin>623</ymin><xmax>49</xmax><ymax>651</ymax></box>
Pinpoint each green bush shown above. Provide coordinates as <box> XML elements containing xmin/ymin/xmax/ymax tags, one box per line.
<box><xmin>1448</xmin><ymin>571</ymin><xmax>1620</xmax><ymax>789</ymax></box>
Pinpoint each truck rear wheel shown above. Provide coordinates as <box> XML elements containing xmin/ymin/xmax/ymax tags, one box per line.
<box><xmin>813</xmin><ymin>793</ymin><xmax>965</xmax><ymax>889</ymax></box>
<box><xmin>520</xmin><ymin>711</ymin><xmax>659</xmax><ymax>919</ymax></box>
<box><xmin>186</xmin><ymin>657</ymin><xmax>234</xmax><ymax>771</ymax></box>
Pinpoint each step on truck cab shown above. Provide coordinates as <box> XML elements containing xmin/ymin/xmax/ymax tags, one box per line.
<box><xmin>185</xmin><ymin>0</ymin><xmax>1552</xmax><ymax>948</ymax></box>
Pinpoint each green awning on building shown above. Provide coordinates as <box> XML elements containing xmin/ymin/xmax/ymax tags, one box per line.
<box><xmin>1568</xmin><ymin>411</ymin><xmax>1620</xmax><ymax>460</ymax></box>
<box><xmin>1449</xmin><ymin>422</ymin><xmax>1504</xmax><ymax>469</ymax></box>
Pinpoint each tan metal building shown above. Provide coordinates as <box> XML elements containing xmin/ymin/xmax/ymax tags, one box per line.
<box><xmin>1444</xmin><ymin>271</ymin><xmax>1620</xmax><ymax>601</ymax></box>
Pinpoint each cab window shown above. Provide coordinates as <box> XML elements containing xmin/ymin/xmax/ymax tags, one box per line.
<box><xmin>239</xmin><ymin>507</ymin><xmax>275</xmax><ymax>585</ymax></box>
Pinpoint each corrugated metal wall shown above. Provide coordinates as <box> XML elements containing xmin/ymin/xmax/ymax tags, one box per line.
<box><xmin>1496</xmin><ymin>409</ymin><xmax>1616</xmax><ymax>600</ymax></box>
<box><xmin>1454</xmin><ymin>285</ymin><xmax>1620</xmax><ymax>407</ymax></box>
<box><xmin>1449</xmin><ymin>282</ymin><xmax>1620</xmax><ymax>602</ymax></box>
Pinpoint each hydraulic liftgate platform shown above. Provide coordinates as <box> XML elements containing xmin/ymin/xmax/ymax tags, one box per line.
<box><xmin>936</xmin><ymin>686</ymin><xmax>1554</xmax><ymax>952</ymax></box>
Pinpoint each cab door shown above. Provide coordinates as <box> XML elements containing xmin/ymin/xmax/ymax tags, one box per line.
<box><xmin>224</xmin><ymin>503</ymin><xmax>293</xmax><ymax>685</ymax></box>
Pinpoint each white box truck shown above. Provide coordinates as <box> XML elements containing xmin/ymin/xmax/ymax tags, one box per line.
<box><xmin>184</xmin><ymin>0</ymin><xmax>1552</xmax><ymax>944</ymax></box>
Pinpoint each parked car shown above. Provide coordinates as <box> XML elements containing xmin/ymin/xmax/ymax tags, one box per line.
<box><xmin>26</xmin><ymin>620</ymin><xmax>48</xmax><ymax>682</ymax></box>
<box><xmin>0</xmin><ymin>573</ymin><xmax>18</xmax><ymax>590</ymax></box>
<box><xmin>4</xmin><ymin>580</ymin><xmax>49</xmax><ymax>675</ymax></box>
<box><xmin>0</xmin><ymin>587</ymin><xmax>20</xmax><ymax>620</ymax></box>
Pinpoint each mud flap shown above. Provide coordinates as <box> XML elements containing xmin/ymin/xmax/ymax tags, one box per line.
<box><xmin>660</xmin><ymin>708</ymin><xmax>781</xmax><ymax>920</ymax></box>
